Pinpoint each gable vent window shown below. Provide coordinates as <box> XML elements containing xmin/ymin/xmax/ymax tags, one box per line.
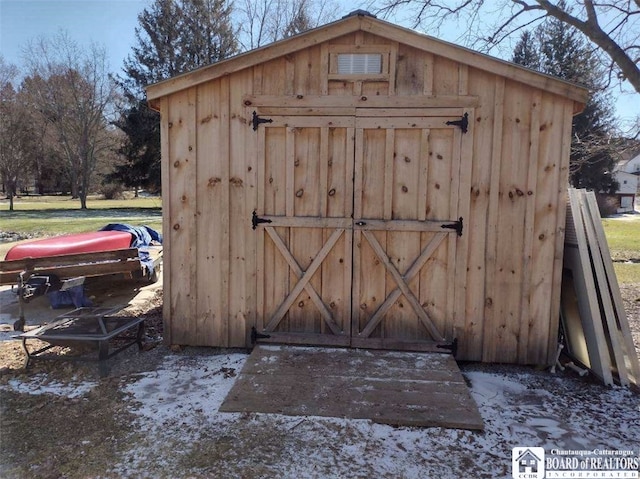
<box><xmin>337</xmin><ymin>53</ymin><xmax>382</xmax><ymax>74</ymax></box>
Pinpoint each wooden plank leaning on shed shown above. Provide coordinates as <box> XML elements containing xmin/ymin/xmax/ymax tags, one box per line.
<box><xmin>562</xmin><ymin>188</ymin><xmax>639</xmax><ymax>387</ymax></box>
<box><xmin>583</xmin><ymin>191</ymin><xmax>639</xmax><ymax>386</ymax></box>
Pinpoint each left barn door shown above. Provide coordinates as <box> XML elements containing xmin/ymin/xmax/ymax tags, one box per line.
<box><xmin>253</xmin><ymin>115</ymin><xmax>356</xmax><ymax>346</ymax></box>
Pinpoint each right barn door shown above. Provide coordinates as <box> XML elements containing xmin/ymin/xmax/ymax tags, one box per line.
<box><xmin>350</xmin><ymin>110</ymin><xmax>470</xmax><ymax>350</ymax></box>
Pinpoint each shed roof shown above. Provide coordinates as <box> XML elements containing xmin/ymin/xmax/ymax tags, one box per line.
<box><xmin>147</xmin><ymin>11</ymin><xmax>589</xmax><ymax>107</ymax></box>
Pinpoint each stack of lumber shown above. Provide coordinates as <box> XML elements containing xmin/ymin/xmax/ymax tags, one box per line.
<box><xmin>561</xmin><ymin>188</ymin><xmax>639</xmax><ymax>387</ymax></box>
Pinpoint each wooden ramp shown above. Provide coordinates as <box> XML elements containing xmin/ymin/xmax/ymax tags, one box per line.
<box><xmin>219</xmin><ymin>345</ymin><xmax>483</xmax><ymax>430</ymax></box>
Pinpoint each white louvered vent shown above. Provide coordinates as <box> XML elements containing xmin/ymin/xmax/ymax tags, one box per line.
<box><xmin>337</xmin><ymin>53</ymin><xmax>382</xmax><ymax>74</ymax></box>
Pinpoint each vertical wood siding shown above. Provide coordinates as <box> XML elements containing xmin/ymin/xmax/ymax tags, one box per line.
<box><xmin>161</xmin><ymin>32</ymin><xmax>576</xmax><ymax>365</ymax></box>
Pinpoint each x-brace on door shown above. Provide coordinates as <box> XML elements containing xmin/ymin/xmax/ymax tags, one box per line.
<box><xmin>252</xmin><ymin>108</ymin><xmax>470</xmax><ymax>350</ymax></box>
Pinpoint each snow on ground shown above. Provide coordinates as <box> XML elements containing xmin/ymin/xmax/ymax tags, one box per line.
<box><xmin>3</xmin><ymin>351</ymin><xmax>638</xmax><ymax>478</ymax></box>
<box><xmin>3</xmin><ymin>372</ymin><xmax>96</xmax><ymax>399</ymax></box>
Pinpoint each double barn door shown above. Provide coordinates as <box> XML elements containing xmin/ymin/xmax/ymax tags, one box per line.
<box><xmin>254</xmin><ymin>108</ymin><xmax>469</xmax><ymax>350</ymax></box>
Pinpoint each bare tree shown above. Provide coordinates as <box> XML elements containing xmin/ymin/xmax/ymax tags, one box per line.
<box><xmin>370</xmin><ymin>0</ymin><xmax>640</xmax><ymax>95</ymax></box>
<box><xmin>236</xmin><ymin>0</ymin><xmax>341</xmax><ymax>49</ymax></box>
<box><xmin>22</xmin><ymin>33</ymin><xmax>119</xmax><ymax>209</ymax></box>
<box><xmin>0</xmin><ymin>57</ymin><xmax>32</xmax><ymax>210</ymax></box>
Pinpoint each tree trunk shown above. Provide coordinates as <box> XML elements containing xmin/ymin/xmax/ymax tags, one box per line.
<box><xmin>79</xmin><ymin>191</ymin><xmax>88</xmax><ymax>209</ymax></box>
<box><xmin>7</xmin><ymin>180</ymin><xmax>16</xmax><ymax>211</ymax></box>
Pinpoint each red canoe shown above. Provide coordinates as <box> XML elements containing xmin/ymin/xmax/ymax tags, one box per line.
<box><xmin>4</xmin><ymin>231</ymin><xmax>133</xmax><ymax>261</ymax></box>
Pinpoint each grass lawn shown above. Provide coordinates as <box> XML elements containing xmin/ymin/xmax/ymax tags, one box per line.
<box><xmin>0</xmin><ymin>195</ymin><xmax>162</xmax><ymax>236</ymax></box>
<box><xmin>603</xmin><ymin>217</ymin><xmax>640</xmax><ymax>285</ymax></box>
<box><xmin>601</xmin><ymin>219</ymin><xmax>640</xmax><ymax>261</ymax></box>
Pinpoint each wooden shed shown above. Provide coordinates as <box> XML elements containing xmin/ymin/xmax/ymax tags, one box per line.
<box><xmin>147</xmin><ymin>11</ymin><xmax>589</xmax><ymax>365</ymax></box>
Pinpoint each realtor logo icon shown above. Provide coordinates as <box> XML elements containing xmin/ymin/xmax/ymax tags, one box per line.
<box><xmin>512</xmin><ymin>447</ymin><xmax>545</xmax><ymax>479</ymax></box>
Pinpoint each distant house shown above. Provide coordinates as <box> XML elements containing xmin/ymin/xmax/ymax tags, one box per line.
<box><xmin>612</xmin><ymin>154</ymin><xmax>640</xmax><ymax>213</ymax></box>
<box><xmin>622</xmin><ymin>153</ymin><xmax>640</xmax><ymax>175</ymax></box>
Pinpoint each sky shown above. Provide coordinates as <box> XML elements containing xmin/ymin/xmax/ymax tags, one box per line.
<box><xmin>0</xmin><ymin>0</ymin><xmax>146</xmax><ymax>76</ymax></box>
<box><xmin>0</xmin><ymin>0</ymin><xmax>638</xmax><ymax>133</ymax></box>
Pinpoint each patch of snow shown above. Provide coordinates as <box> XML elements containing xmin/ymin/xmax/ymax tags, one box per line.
<box><xmin>122</xmin><ymin>353</ymin><xmax>248</xmax><ymax>431</ymax></box>
<box><xmin>2</xmin><ymin>373</ymin><xmax>96</xmax><ymax>398</ymax></box>
<box><xmin>109</xmin><ymin>355</ymin><xmax>640</xmax><ymax>479</ymax></box>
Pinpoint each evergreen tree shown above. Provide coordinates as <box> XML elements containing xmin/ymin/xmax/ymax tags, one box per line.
<box><xmin>511</xmin><ymin>30</ymin><xmax>540</xmax><ymax>70</ymax></box>
<box><xmin>283</xmin><ymin>1</ymin><xmax>314</xmax><ymax>38</ymax></box>
<box><xmin>113</xmin><ymin>0</ymin><xmax>238</xmax><ymax>192</ymax></box>
<box><xmin>512</xmin><ymin>10</ymin><xmax>618</xmax><ymax>193</ymax></box>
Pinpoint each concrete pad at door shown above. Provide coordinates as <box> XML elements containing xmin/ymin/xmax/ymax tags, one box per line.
<box><xmin>220</xmin><ymin>345</ymin><xmax>483</xmax><ymax>430</ymax></box>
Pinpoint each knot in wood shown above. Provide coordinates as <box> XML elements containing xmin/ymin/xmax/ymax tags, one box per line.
<box><xmin>328</xmin><ymin>188</ymin><xmax>336</xmax><ymax>197</ymax></box>
<box><xmin>173</xmin><ymin>223</ymin><xmax>180</xmax><ymax>230</ymax></box>
<box><xmin>295</xmin><ymin>189</ymin><xmax>304</xmax><ymax>198</ymax></box>
<box><xmin>401</xmin><ymin>185</ymin><xmax>408</xmax><ymax>193</ymax></box>
<box><xmin>173</xmin><ymin>160</ymin><xmax>180</xmax><ymax>168</ymax></box>
<box><xmin>230</xmin><ymin>177</ymin><xmax>243</xmax><ymax>186</ymax></box>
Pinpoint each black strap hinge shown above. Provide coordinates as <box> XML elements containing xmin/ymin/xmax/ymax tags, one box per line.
<box><xmin>251</xmin><ymin>326</ymin><xmax>271</xmax><ymax>344</ymax></box>
<box><xmin>252</xmin><ymin>210</ymin><xmax>272</xmax><ymax>230</ymax></box>
<box><xmin>446</xmin><ymin>113</ymin><xmax>468</xmax><ymax>133</ymax></box>
<box><xmin>252</xmin><ymin>111</ymin><xmax>273</xmax><ymax>131</ymax></box>
<box><xmin>437</xmin><ymin>338</ymin><xmax>458</xmax><ymax>356</ymax></box>
<box><xmin>441</xmin><ymin>217</ymin><xmax>463</xmax><ymax>237</ymax></box>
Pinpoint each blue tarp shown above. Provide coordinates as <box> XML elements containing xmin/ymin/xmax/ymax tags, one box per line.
<box><xmin>100</xmin><ymin>224</ymin><xmax>162</xmax><ymax>276</ymax></box>
<box><xmin>99</xmin><ymin>224</ymin><xmax>163</xmax><ymax>248</ymax></box>
<box><xmin>47</xmin><ymin>285</ymin><xmax>93</xmax><ymax>309</ymax></box>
